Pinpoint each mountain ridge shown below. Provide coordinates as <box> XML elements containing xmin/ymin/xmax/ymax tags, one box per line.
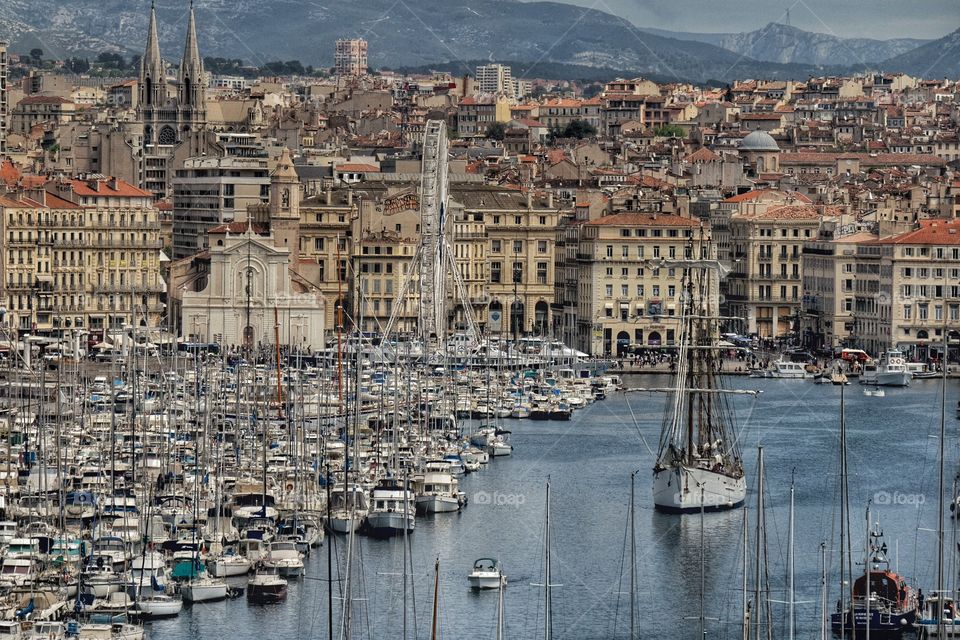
<box><xmin>0</xmin><ymin>1</ymin><xmax>949</xmax><ymax>81</ymax></box>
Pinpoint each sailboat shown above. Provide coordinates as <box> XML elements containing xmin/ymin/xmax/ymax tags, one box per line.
<box><xmin>648</xmin><ymin>253</ymin><xmax>749</xmax><ymax>513</ymax></box>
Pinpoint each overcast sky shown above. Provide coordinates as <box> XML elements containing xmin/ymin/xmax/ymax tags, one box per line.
<box><xmin>542</xmin><ymin>0</ymin><xmax>958</xmax><ymax>40</ymax></box>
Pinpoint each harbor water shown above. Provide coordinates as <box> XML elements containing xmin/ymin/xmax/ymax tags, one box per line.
<box><xmin>149</xmin><ymin>374</ymin><xmax>958</xmax><ymax>640</ymax></box>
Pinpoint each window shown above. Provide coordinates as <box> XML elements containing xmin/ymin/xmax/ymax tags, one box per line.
<box><xmin>514</xmin><ymin>216</ymin><xmax>522</xmax><ymax>225</ymax></box>
<box><xmin>668</xmin><ymin>285</ymin><xmax>675</xmax><ymax>297</ymax></box>
<box><xmin>537</xmin><ymin>240</ymin><xmax>547</xmax><ymax>253</ymax></box>
<box><xmin>935</xmin><ymin>305</ymin><xmax>943</xmax><ymax>321</ymax></box>
<box><xmin>491</xmin><ymin>240</ymin><xmax>501</xmax><ymax>253</ymax></box>
<box><xmin>621</xmin><ymin>268</ymin><xmax>629</xmax><ymax>277</ymax></box>
<box><xmin>668</xmin><ymin>246</ymin><xmax>676</xmax><ymax>258</ymax></box>
<box><xmin>653</xmin><ymin>246</ymin><xmax>660</xmax><ymax>258</ymax></box>
<box><xmin>513</xmin><ymin>240</ymin><xmax>523</xmax><ymax>253</ymax></box>
<box><xmin>652</xmin><ymin>285</ymin><xmax>660</xmax><ymax>297</ymax></box>
<box><xmin>918</xmin><ymin>304</ymin><xmax>928</xmax><ymax>320</ymax></box>
<box><xmin>491</xmin><ymin>262</ymin><xmax>501</xmax><ymax>283</ymax></box>
<box><xmin>621</xmin><ymin>245</ymin><xmax>629</xmax><ymax>258</ymax></box>
<box><xmin>539</xmin><ymin>216</ymin><xmax>546</xmax><ymax>225</ymax></box>
<box><xmin>605</xmin><ymin>267</ymin><xmax>613</xmax><ymax>276</ymax></box>
<box><xmin>512</xmin><ymin>262</ymin><xmax>523</xmax><ymax>283</ymax></box>
<box><xmin>606</xmin><ymin>245</ymin><xmax>613</xmax><ymax>258</ymax></box>
<box><xmin>536</xmin><ymin>262</ymin><xmax>547</xmax><ymax>284</ymax></box>
<box><xmin>605</xmin><ymin>284</ymin><xmax>613</xmax><ymax>297</ymax></box>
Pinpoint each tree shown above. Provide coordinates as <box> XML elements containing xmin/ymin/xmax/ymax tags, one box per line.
<box><xmin>563</xmin><ymin>119</ymin><xmax>597</xmax><ymax>139</ymax></box>
<box><xmin>654</xmin><ymin>124</ymin><xmax>685</xmax><ymax>138</ymax></box>
<box><xmin>96</xmin><ymin>52</ymin><xmax>126</xmax><ymax>69</ymax></box>
<box><xmin>29</xmin><ymin>48</ymin><xmax>43</xmax><ymax>65</ymax></box>
<box><xmin>485</xmin><ymin>122</ymin><xmax>506</xmax><ymax>141</ymax></box>
<box><xmin>66</xmin><ymin>57</ymin><xmax>90</xmax><ymax>74</ymax></box>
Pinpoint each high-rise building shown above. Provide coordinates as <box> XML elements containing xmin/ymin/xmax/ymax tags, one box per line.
<box><xmin>171</xmin><ymin>156</ymin><xmax>270</xmax><ymax>259</ymax></box>
<box><xmin>476</xmin><ymin>63</ymin><xmax>515</xmax><ymax>96</ymax></box>
<box><xmin>335</xmin><ymin>39</ymin><xmax>368</xmax><ymax>76</ymax></box>
<box><xmin>0</xmin><ymin>40</ymin><xmax>7</xmax><ymax>154</ymax></box>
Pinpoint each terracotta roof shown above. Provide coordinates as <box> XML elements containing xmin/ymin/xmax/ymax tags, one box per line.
<box><xmin>67</xmin><ymin>178</ymin><xmax>153</xmax><ymax>198</ymax></box>
<box><xmin>585</xmin><ymin>212</ymin><xmax>699</xmax><ymax>227</ymax></box>
<box><xmin>43</xmin><ymin>193</ymin><xmax>82</xmax><ymax>209</ymax></box>
<box><xmin>685</xmin><ymin>147</ymin><xmax>720</xmax><ymax>163</ymax></box>
<box><xmin>733</xmin><ymin>204</ymin><xmax>822</xmax><ymax>221</ymax></box>
<box><xmin>724</xmin><ymin>188</ymin><xmax>812</xmax><ymax>204</ymax></box>
<box><xmin>17</xmin><ymin>96</ymin><xmax>74</xmax><ymax>105</ymax></box>
<box><xmin>0</xmin><ymin>159</ymin><xmax>21</xmax><ymax>186</ymax></box>
<box><xmin>882</xmin><ymin>219</ymin><xmax>960</xmax><ymax>245</ymax></box>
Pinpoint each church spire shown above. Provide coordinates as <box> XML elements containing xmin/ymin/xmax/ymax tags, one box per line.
<box><xmin>178</xmin><ymin>1</ymin><xmax>205</xmax><ymax>111</ymax></box>
<box><xmin>140</xmin><ymin>0</ymin><xmax>165</xmax><ymax>107</ymax></box>
<box><xmin>141</xmin><ymin>1</ymin><xmax>164</xmax><ymax>84</ymax></box>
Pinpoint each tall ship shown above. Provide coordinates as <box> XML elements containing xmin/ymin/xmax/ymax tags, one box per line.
<box><xmin>650</xmin><ymin>252</ymin><xmax>748</xmax><ymax>513</ymax></box>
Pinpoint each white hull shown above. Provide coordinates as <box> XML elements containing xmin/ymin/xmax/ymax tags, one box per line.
<box><xmin>876</xmin><ymin>371</ymin><xmax>910</xmax><ymax>387</ymax></box>
<box><xmin>136</xmin><ymin>595</ymin><xmax>183</xmax><ymax>617</ymax></box>
<box><xmin>416</xmin><ymin>495</ymin><xmax>461</xmax><ymax>513</ymax></box>
<box><xmin>652</xmin><ymin>464</ymin><xmax>746</xmax><ymax>513</ymax></box>
<box><xmin>182</xmin><ymin>580</ymin><xmax>228</xmax><ymax>602</ymax></box>
<box><xmin>209</xmin><ymin>556</ymin><xmax>251</xmax><ymax>577</ymax></box>
<box><xmin>468</xmin><ymin>573</ymin><xmax>505</xmax><ymax>590</ymax></box>
<box><xmin>328</xmin><ymin>512</ymin><xmax>366</xmax><ymax>534</ymax></box>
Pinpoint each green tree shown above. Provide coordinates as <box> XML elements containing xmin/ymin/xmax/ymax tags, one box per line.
<box><xmin>29</xmin><ymin>48</ymin><xmax>43</xmax><ymax>65</ymax></box>
<box><xmin>485</xmin><ymin>122</ymin><xmax>507</xmax><ymax>141</ymax></box>
<box><xmin>654</xmin><ymin>124</ymin><xmax>685</xmax><ymax>138</ymax></box>
<box><xmin>562</xmin><ymin>119</ymin><xmax>597</xmax><ymax>139</ymax></box>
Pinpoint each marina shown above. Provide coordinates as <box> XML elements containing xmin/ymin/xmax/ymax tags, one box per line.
<box><xmin>0</xmin><ymin>346</ymin><xmax>952</xmax><ymax>638</ymax></box>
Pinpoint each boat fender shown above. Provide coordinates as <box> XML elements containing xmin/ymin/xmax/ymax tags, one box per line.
<box><xmin>286</xmin><ymin>483</ymin><xmax>294</xmax><ymax>491</ymax></box>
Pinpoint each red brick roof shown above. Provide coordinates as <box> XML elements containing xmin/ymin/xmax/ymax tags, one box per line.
<box><xmin>336</xmin><ymin>163</ymin><xmax>380</xmax><ymax>173</ymax></box>
<box><xmin>734</xmin><ymin>204</ymin><xmax>822</xmax><ymax>221</ymax></box>
<box><xmin>585</xmin><ymin>212</ymin><xmax>699</xmax><ymax>227</ymax></box>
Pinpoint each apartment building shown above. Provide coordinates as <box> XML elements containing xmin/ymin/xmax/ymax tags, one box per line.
<box><xmin>882</xmin><ymin>219</ymin><xmax>960</xmax><ymax>361</ymax></box>
<box><xmin>476</xmin><ymin>64</ymin><xmax>515</xmax><ymax>96</ymax></box>
<box><xmin>574</xmin><ymin>212</ymin><xmax>705</xmax><ymax>356</ymax></box>
<box><xmin>728</xmin><ymin>205</ymin><xmax>821</xmax><ymax>337</ymax></box>
<box><xmin>335</xmin><ymin>39</ymin><xmax>368</xmax><ymax>76</ymax></box>
<box><xmin>171</xmin><ymin>156</ymin><xmax>270</xmax><ymax>259</ymax></box>
<box><xmin>457</xmin><ymin>96</ymin><xmax>512</xmax><ymax>137</ymax></box>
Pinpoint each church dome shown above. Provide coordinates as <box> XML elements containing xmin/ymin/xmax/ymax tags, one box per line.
<box><xmin>739</xmin><ymin>130</ymin><xmax>780</xmax><ymax>152</ymax></box>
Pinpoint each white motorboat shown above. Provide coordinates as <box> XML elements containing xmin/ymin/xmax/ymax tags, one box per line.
<box><xmin>415</xmin><ymin>461</ymin><xmax>464</xmax><ymax>513</ymax></box>
<box><xmin>262</xmin><ymin>541</ymin><xmax>304</xmax><ymax>577</ymax></box>
<box><xmin>863</xmin><ymin>388</ymin><xmax>885</xmax><ymax>397</ymax></box>
<box><xmin>135</xmin><ymin>593</ymin><xmax>183</xmax><ymax>618</ymax></box>
<box><xmin>181</xmin><ymin>576</ymin><xmax>228</xmax><ymax>602</ymax></box>
<box><xmin>917</xmin><ymin>595</ymin><xmax>960</xmax><ymax>637</ymax></box>
<box><xmin>208</xmin><ymin>551</ymin><xmax>252</xmax><ymax>577</ymax></box>
<box><xmin>861</xmin><ymin>349</ymin><xmax>911</xmax><ymax>387</ymax></box>
<box><xmin>468</xmin><ymin>558</ymin><xmax>506</xmax><ymax>590</ymax></box>
<box><xmin>767</xmin><ymin>359</ymin><xmax>810</xmax><ymax>379</ymax></box>
<box><xmin>364</xmin><ymin>477</ymin><xmax>415</xmax><ymax>538</ymax></box>
<box><xmin>327</xmin><ymin>484</ymin><xmax>368</xmax><ymax>534</ymax></box>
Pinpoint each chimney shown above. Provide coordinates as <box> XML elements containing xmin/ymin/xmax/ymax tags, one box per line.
<box><xmin>347</xmin><ymin>190</ymin><xmax>353</xmax><ymax>206</ymax></box>
<box><xmin>547</xmin><ymin>192</ymin><xmax>554</xmax><ymax>208</ymax></box>
<box><xmin>325</xmin><ymin>187</ymin><xmax>332</xmax><ymax>206</ymax></box>
<box><xmin>526</xmin><ymin>190</ymin><xmax>532</xmax><ymax>209</ymax></box>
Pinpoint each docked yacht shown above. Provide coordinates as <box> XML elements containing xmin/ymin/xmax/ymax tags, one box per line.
<box><xmin>414</xmin><ymin>461</ymin><xmax>464</xmax><ymax>513</ymax></box>
<box><xmin>861</xmin><ymin>349</ymin><xmax>911</xmax><ymax>387</ymax></box>
<box><xmin>364</xmin><ymin>477</ymin><xmax>415</xmax><ymax>538</ymax></box>
<box><xmin>247</xmin><ymin>566</ymin><xmax>288</xmax><ymax>604</ymax></box>
<box><xmin>262</xmin><ymin>541</ymin><xmax>304</xmax><ymax>577</ymax></box>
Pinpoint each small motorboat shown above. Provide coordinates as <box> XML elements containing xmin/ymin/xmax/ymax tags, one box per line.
<box><xmin>247</xmin><ymin>566</ymin><xmax>288</xmax><ymax>604</ymax></box>
<box><xmin>468</xmin><ymin>558</ymin><xmax>506</xmax><ymax>590</ymax></box>
<box><xmin>863</xmin><ymin>388</ymin><xmax>885</xmax><ymax>398</ymax></box>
